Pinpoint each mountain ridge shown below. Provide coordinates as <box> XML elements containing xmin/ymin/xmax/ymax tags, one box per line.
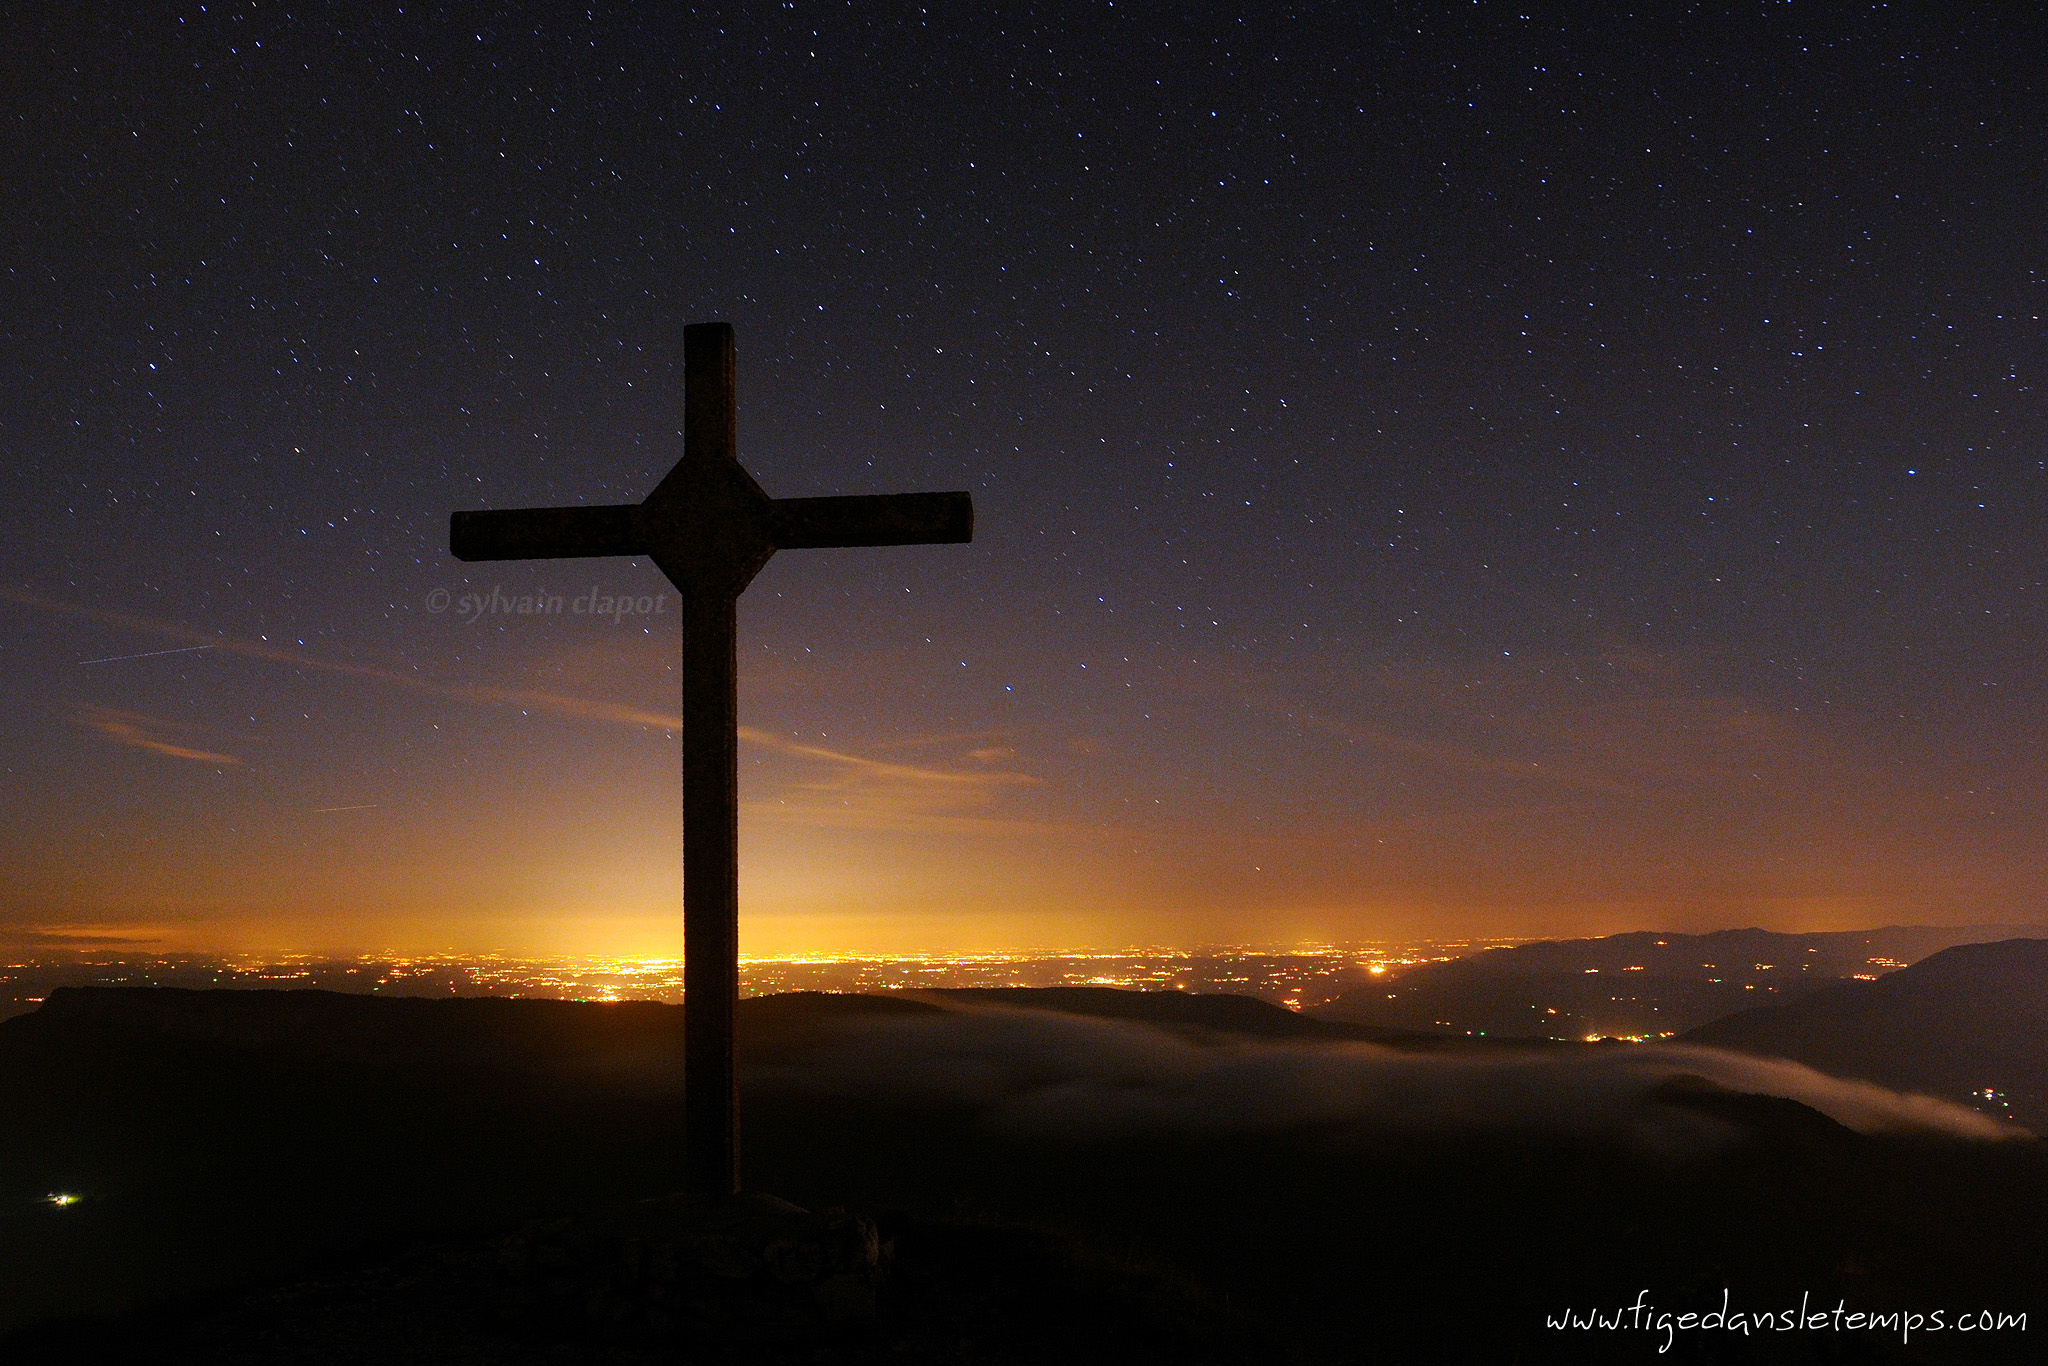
<box><xmin>1681</xmin><ymin>937</ymin><xmax>2048</xmax><ymax>1130</ymax></box>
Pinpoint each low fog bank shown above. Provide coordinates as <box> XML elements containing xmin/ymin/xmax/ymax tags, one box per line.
<box><xmin>14</xmin><ymin>985</ymin><xmax>2006</xmax><ymax>1148</ymax></box>
<box><xmin>748</xmin><ymin>1001</ymin><xmax>2012</xmax><ymax>1148</ymax></box>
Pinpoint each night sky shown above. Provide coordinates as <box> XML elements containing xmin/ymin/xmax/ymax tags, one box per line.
<box><xmin>4</xmin><ymin>3</ymin><xmax>2044</xmax><ymax>958</ymax></box>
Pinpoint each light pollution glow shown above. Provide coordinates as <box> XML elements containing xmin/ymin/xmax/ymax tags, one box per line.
<box><xmin>6</xmin><ymin>575</ymin><xmax>2043</xmax><ymax>962</ymax></box>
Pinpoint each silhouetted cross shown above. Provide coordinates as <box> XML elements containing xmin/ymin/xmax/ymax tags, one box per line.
<box><xmin>451</xmin><ymin>322</ymin><xmax>972</xmax><ymax>1194</ymax></box>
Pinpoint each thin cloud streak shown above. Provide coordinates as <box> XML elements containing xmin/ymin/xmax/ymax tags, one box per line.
<box><xmin>742</xmin><ymin>726</ymin><xmax>1059</xmax><ymax>837</ymax></box>
<box><xmin>76</xmin><ymin>705</ymin><xmax>242</xmax><ymax>765</ymax></box>
<box><xmin>741</xmin><ymin>726</ymin><xmax>1039</xmax><ymax>791</ymax></box>
<box><xmin>15</xmin><ymin>586</ymin><xmax>1045</xmax><ymax>831</ymax></box>
<box><xmin>744</xmin><ymin>797</ymin><xmax>1104</xmax><ymax>841</ymax></box>
<box><xmin>8</xmin><ymin>584</ymin><xmax>683</xmax><ymax>728</ymax></box>
<box><xmin>1232</xmin><ymin>652</ymin><xmax>1822</xmax><ymax>804</ymax></box>
<box><xmin>1300</xmin><ymin>711</ymin><xmax>1644</xmax><ymax>798</ymax></box>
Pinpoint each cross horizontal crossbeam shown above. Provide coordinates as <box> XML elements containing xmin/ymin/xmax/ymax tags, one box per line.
<box><xmin>450</xmin><ymin>491</ymin><xmax>972</xmax><ymax>563</ymax></box>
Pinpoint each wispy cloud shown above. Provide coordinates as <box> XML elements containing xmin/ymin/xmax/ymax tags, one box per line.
<box><xmin>741</xmin><ymin>727</ymin><xmax>1073</xmax><ymax>837</ymax></box>
<box><xmin>741</xmin><ymin>727</ymin><xmax>1038</xmax><ymax>791</ymax></box>
<box><xmin>75</xmin><ymin>705</ymin><xmax>242</xmax><ymax>765</ymax></box>
<box><xmin>6</xmin><ymin>585</ymin><xmax>683</xmax><ymax>730</ymax></box>
<box><xmin>12</xmin><ymin>586</ymin><xmax>1059</xmax><ymax>834</ymax></box>
<box><xmin>1297</xmin><ymin>712</ymin><xmax>1644</xmax><ymax>798</ymax></box>
<box><xmin>1231</xmin><ymin>650</ymin><xmax>1822</xmax><ymax>805</ymax></box>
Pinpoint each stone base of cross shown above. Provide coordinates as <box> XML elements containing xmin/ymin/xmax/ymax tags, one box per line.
<box><xmin>451</xmin><ymin>323</ymin><xmax>971</xmax><ymax>1193</ymax></box>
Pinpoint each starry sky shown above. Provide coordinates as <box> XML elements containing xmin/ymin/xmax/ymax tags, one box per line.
<box><xmin>4</xmin><ymin>2</ymin><xmax>2045</xmax><ymax>958</ymax></box>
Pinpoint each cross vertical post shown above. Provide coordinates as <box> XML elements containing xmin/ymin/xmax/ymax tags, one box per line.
<box><xmin>678</xmin><ymin>328</ymin><xmax>742</xmax><ymax>1194</ymax></box>
<box><xmin>680</xmin><ymin>585</ymin><xmax>739</xmax><ymax>1191</ymax></box>
<box><xmin>449</xmin><ymin>321</ymin><xmax>972</xmax><ymax>1198</ymax></box>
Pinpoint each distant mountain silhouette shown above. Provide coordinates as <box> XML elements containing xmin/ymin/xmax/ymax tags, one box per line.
<box><xmin>1682</xmin><ymin>938</ymin><xmax>2048</xmax><ymax>1132</ymax></box>
<box><xmin>1315</xmin><ymin>925</ymin><xmax>2035</xmax><ymax>1041</ymax></box>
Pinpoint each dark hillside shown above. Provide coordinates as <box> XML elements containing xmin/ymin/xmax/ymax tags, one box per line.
<box><xmin>1684</xmin><ymin>939</ymin><xmax>2048</xmax><ymax>1131</ymax></box>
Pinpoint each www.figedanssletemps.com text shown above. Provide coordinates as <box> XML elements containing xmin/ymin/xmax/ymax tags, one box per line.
<box><xmin>1549</xmin><ymin>1291</ymin><xmax>2025</xmax><ymax>1354</ymax></box>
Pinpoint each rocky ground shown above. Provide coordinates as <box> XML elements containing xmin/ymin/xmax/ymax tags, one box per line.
<box><xmin>9</xmin><ymin>1191</ymin><xmax>1249</xmax><ymax>1364</ymax></box>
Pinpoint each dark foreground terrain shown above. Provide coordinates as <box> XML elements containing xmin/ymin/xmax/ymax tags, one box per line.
<box><xmin>2</xmin><ymin>985</ymin><xmax>2042</xmax><ymax>1362</ymax></box>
